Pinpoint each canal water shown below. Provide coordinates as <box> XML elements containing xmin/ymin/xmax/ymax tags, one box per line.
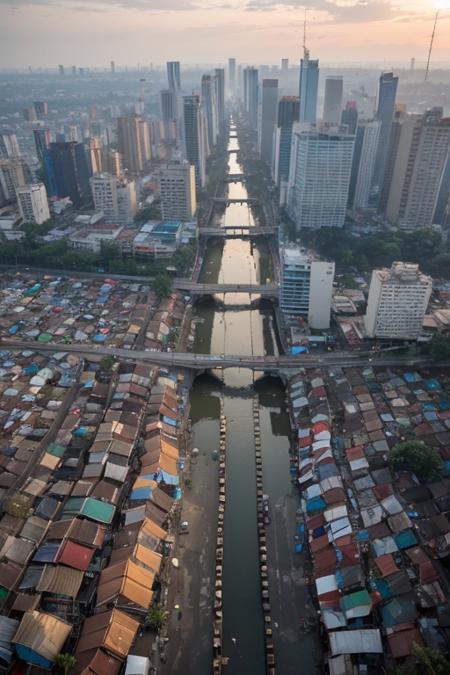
<box><xmin>188</xmin><ymin>124</ymin><xmax>298</xmax><ymax>674</ymax></box>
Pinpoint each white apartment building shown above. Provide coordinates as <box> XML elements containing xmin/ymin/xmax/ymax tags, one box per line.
<box><xmin>90</xmin><ymin>173</ymin><xmax>137</xmax><ymax>224</ymax></box>
<box><xmin>365</xmin><ymin>261</ymin><xmax>432</xmax><ymax>340</ymax></box>
<box><xmin>16</xmin><ymin>183</ymin><xmax>50</xmax><ymax>225</ymax></box>
<box><xmin>160</xmin><ymin>160</ymin><xmax>197</xmax><ymax>221</ymax></box>
<box><xmin>280</xmin><ymin>246</ymin><xmax>335</xmax><ymax>329</ymax></box>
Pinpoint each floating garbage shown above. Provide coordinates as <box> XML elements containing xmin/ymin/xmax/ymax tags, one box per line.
<box><xmin>172</xmin><ymin>558</ymin><xmax>180</xmax><ymax>569</ymax></box>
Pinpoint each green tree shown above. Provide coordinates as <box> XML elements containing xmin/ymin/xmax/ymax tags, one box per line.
<box><xmin>100</xmin><ymin>356</ymin><xmax>115</xmax><ymax>372</ymax></box>
<box><xmin>145</xmin><ymin>604</ymin><xmax>168</xmax><ymax>632</ymax></box>
<box><xmin>134</xmin><ymin>203</ymin><xmax>161</xmax><ymax>223</ymax></box>
<box><xmin>389</xmin><ymin>440</ymin><xmax>443</xmax><ymax>482</ymax></box>
<box><xmin>430</xmin><ymin>335</ymin><xmax>450</xmax><ymax>362</ymax></box>
<box><xmin>395</xmin><ymin>644</ymin><xmax>450</xmax><ymax>674</ymax></box>
<box><xmin>153</xmin><ymin>273</ymin><xmax>172</xmax><ymax>299</ymax></box>
<box><xmin>172</xmin><ymin>245</ymin><xmax>195</xmax><ymax>275</ymax></box>
<box><xmin>56</xmin><ymin>653</ymin><xmax>77</xmax><ymax>675</ymax></box>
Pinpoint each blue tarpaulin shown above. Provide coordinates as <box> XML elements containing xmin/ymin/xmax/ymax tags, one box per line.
<box><xmin>306</xmin><ymin>496</ymin><xmax>326</xmax><ymax>513</ymax></box>
<box><xmin>163</xmin><ymin>416</ymin><xmax>177</xmax><ymax>427</ymax></box>
<box><xmin>291</xmin><ymin>345</ymin><xmax>309</xmax><ymax>355</ymax></box>
<box><xmin>394</xmin><ymin>529</ymin><xmax>417</xmax><ymax>550</ymax></box>
<box><xmin>130</xmin><ymin>488</ymin><xmax>153</xmax><ymax>500</ymax></box>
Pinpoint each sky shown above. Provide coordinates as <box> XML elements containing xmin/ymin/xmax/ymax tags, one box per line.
<box><xmin>0</xmin><ymin>0</ymin><xmax>450</xmax><ymax>68</ymax></box>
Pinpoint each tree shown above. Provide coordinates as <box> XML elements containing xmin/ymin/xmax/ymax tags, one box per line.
<box><xmin>395</xmin><ymin>644</ymin><xmax>450</xmax><ymax>674</ymax></box>
<box><xmin>430</xmin><ymin>335</ymin><xmax>450</xmax><ymax>362</ymax></box>
<box><xmin>172</xmin><ymin>245</ymin><xmax>195</xmax><ymax>275</ymax></box>
<box><xmin>134</xmin><ymin>203</ymin><xmax>161</xmax><ymax>223</ymax></box>
<box><xmin>100</xmin><ymin>356</ymin><xmax>115</xmax><ymax>372</ymax></box>
<box><xmin>389</xmin><ymin>440</ymin><xmax>443</xmax><ymax>482</ymax></box>
<box><xmin>145</xmin><ymin>604</ymin><xmax>168</xmax><ymax>632</ymax></box>
<box><xmin>153</xmin><ymin>273</ymin><xmax>172</xmax><ymax>300</ymax></box>
<box><xmin>55</xmin><ymin>654</ymin><xmax>77</xmax><ymax>675</ymax></box>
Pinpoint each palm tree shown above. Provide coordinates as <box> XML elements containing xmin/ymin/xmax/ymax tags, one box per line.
<box><xmin>145</xmin><ymin>604</ymin><xmax>169</xmax><ymax>632</ymax></box>
<box><xmin>56</xmin><ymin>653</ymin><xmax>76</xmax><ymax>675</ymax></box>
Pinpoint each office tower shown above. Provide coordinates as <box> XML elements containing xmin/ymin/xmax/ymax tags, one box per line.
<box><xmin>273</xmin><ymin>97</ymin><xmax>300</xmax><ymax>204</ymax></box>
<box><xmin>65</xmin><ymin>125</ymin><xmax>80</xmax><ymax>143</ymax></box>
<box><xmin>372</xmin><ymin>72</ymin><xmax>398</xmax><ymax>196</ymax></box>
<box><xmin>167</xmin><ymin>61</ymin><xmax>181</xmax><ymax>93</ymax></box>
<box><xmin>33</xmin><ymin>128</ymin><xmax>51</xmax><ymax>164</ymax></box>
<box><xmin>44</xmin><ymin>141</ymin><xmax>91</xmax><ymax>207</ymax></box>
<box><xmin>183</xmin><ymin>95</ymin><xmax>206</xmax><ymax>191</ymax></box>
<box><xmin>243</xmin><ymin>67</ymin><xmax>259</xmax><ymax>131</ymax></box>
<box><xmin>110</xmin><ymin>60</ymin><xmax>115</xmax><ymax>73</ymax></box>
<box><xmin>280</xmin><ymin>246</ymin><xmax>335</xmax><ymax>329</ymax></box>
<box><xmin>322</xmin><ymin>76</ymin><xmax>343</xmax><ymax>125</ymax></box>
<box><xmin>385</xmin><ymin>108</ymin><xmax>450</xmax><ymax>228</ymax></box>
<box><xmin>160</xmin><ymin>90</ymin><xmax>177</xmax><ymax>141</ymax></box>
<box><xmin>23</xmin><ymin>107</ymin><xmax>37</xmax><ymax>122</ymax></box>
<box><xmin>0</xmin><ymin>133</ymin><xmax>20</xmax><ymax>159</ymax></box>
<box><xmin>281</xmin><ymin>59</ymin><xmax>289</xmax><ymax>78</ymax></box>
<box><xmin>72</xmin><ymin>65</ymin><xmax>77</xmax><ymax>76</ymax></box>
<box><xmin>160</xmin><ymin>159</ymin><xmax>197</xmax><ymax>221</ymax></box>
<box><xmin>16</xmin><ymin>183</ymin><xmax>50</xmax><ymax>224</ymax></box>
<box><xmin>117</xmin><ymin>115</ymin><xmax>151</xmax><ymax>174</ymax></box>
<box><xmin>258</xmin><ymin>79</ymin><xmax>278</xmax><ymax>166</ymax></box>
<box><xmin>378</xmin><ymin>109</ymin><xmax>404</xmax><ymax>213</ymax></box>
<box><xmin>287</xmin><ymin>124</ymin><xmax>354</xmax><ymax>230</ymax></box>
<box><xmin>107</xmin><ymin>149</ymin><xmax>122</xmax><ymax>177</ymax></box>
<box><xmin>58</xmin><ymin>64</ymin><xmax>65</xmax><ymax>76</ymax></box>
<box><xmin>201</xmin><ymin>75</ymin><xmax>218</xmax><ymax>150</ymax></box>
<box><xmin>228</xmin><ymin>58</ymin><xmax>236</xmax><ymax>94</ymax></box>
<box><xmin>434</xmin><ymin>153</ymin><xmax>450</xmax><ymax>225</ymax></box>
<box><xmin>365</xmin><ymin>262</ymin><xmax>431</xmax><ymax>340</ymax></box>
<box><xmin>33</xmin><ymin>101</ymin><xmax>48</xmax><ymax>119</ymax></box>
<box><xmin>341</xmin><ymin>101</ymin><xmax>358</xmax><ymax>135</ymax></box>
<box><xmin>299</xmin><ymin>52</ymin><xmax>319</xmax><ymax>123</ymax></box>
<box><xmin>348</xmin><ymin>120</ymin><xmax>381</xmax><ymax>209</ymax></box>
<box><xmin>88</xmin><ymin>138</ymin><xmax>103</xmax><ymax>174</ymax></box>
<box><xmin>90</xmin><ymin>173</ymin><xmax>137</xmax><ymax>224</ymax></box>
<box><xmin>0</xmin><ymin>159</ymin><xmax>27</xmax><ymax>202</ymax></box>
<box><xmin>214</xmin><ymin>68</ymin><xmax>225</xmax><ymax>135</ymax></box>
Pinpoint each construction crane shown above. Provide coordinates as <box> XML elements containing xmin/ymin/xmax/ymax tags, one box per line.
<box><xmin>424</xmin><ymin>9</ymin><xmax>439</xmax><ymax>82</ymax></box>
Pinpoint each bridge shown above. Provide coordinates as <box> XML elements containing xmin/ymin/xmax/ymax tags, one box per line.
<box><xmin>173</xmin><ymin>280</ymin><xmax>278</xmax><ymax>297</ymax></box>
<box><xmin>0</xmin><ymin>339</ymin><xmax>441</xmax><ymax>372</ymax></box>
<box><xmin>198</xmin><ymin>226</ymin><xmax>277</xmax><ymax>239</ymax></box>
<box><xmin>224</xmin><ymin>174</ymin><xmax>246</xmax><ymax>182</ymax></box>
<box><xmin>213</xmin><ymin>197</ymin><xmax>258</xmax><ymax>205</ymax></box>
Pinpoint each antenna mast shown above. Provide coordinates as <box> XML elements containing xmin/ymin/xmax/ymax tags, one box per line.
<box><xmin>424</xmin><ymin>9</ymin><xmax>439</xmax><ymax>82</ymax></box>
<box><xmin>303</xmin><ymin>8</ymin><xmax>310</xmax><ymax>59</ymax></box>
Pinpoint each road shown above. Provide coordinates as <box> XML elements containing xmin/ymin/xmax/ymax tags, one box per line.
<box><xmin>0</xmin><ymin>338</ymin><xmax>441</xmax><ymax>371</ymax></box>
<box><xmin>173</xmin><ymin>281</ymin><xmax>278</xmax><ymax>296</ymax></box>
<box><xmin>0</xmin><ymin>263</ymin><xmax>156</xmax><ymax>283</ymax></box>
<box><xmin>197</xmin><ymin>227</ymin><xmax>277</xmax><ymax>239</ymax></box>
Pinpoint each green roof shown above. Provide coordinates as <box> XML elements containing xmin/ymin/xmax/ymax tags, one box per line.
<box><xmin>340</xmin><ymin>589</ymin><xmax>372</xmax><ymax>617</ymax></box>
<box><xmin>80</xmin><ymin>498</ymin><xmax>115</xmax><ymax>524</ymax></box>
<box><xmin>47</xmin><ymin>443</ymin><xmax>65</xmax><ymax>458</ymax></box>
<box><xmin>38</xmin><ymin>333</ymin><xmax>53</xmax><ymax>343</ymax></box>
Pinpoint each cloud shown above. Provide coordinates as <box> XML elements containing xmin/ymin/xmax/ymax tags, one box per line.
<box><xmin>244</xmin><ymin>0</ymin><xmax>413</xmax><ymax>23</ymax></box>
<box><xmin>0</xmin><ymin>0</ymin><xmax>203</xmax><ymax>9</ymax></box>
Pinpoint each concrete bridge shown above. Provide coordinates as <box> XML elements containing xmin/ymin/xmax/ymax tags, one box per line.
<box><xmin>213</xmin><ymin>197</ymin><xmax>258</xmax><ymax>205</ymax></box>
<box><xmin>173</xmin><ymin>280</ymin><xmax>279</xmax><ymax>297</ymax></box>
<box><xmin>198</xmin><ymin>226</ymin><xmax>277</xmax><ymax>239</ymax></box>
<box><xmin>224</xmin><ymin>174</ymin><xmax>246</xmax><ymax>182</ymax></box>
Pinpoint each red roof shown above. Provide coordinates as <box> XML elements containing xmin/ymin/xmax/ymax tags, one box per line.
<box><xmin>419</xmin><ymin>560</ymin><xmax>439</xmax><ymax>584</ymax></box>
<box><xmin>346</xmin><ymin>446</ymin><xmax>364</xmax><ymax>461</ymax></box>
<box><xmin>374</xmin><ymin>554</ymin><xmax>399</xmax><ymax>578</ymax></box>
<box><xmin>58</xmin><ymin>539</ymin><xmax>95</xmax><ymax>571</ymax></box>
<box><xmin>312</xmin><ymin>422</ymin><xmax>329</xmax><ymax>434</ymax></box>
<box><xmin>299</xmin><ymin>436</ymin><xmax>311</xmax><ymax>448</ymax></box>
<box><xmin>387</xmin><ymin>624</ymin><xmax>424</xmax><ymax>659</ymax></box>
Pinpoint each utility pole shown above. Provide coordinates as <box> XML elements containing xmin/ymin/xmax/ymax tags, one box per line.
<box><xmin>424</xmin><ymin>9</ymin><xmax>439</xmax><ymax>82</ymax></box>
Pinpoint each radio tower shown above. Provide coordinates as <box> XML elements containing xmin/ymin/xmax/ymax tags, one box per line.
<box><xmin>424</xmin><ymin>9</ymin><xmax>439</xmax><ymax>82</ymax></box>
<box><xmin>302</xmin><ymin>7</ymin><xmax>310</xmax><ymax>59</ymax></box>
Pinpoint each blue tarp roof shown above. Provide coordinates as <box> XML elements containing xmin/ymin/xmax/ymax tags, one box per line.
<box><xmin>306</xmin><ymin>496</ymin><xmax>326</xmax><ymax>513</ymax></box>
<box><xmin>394</xmin><ymin>529</ymin><xmax>417</xmax><ymax>550</ymax></box>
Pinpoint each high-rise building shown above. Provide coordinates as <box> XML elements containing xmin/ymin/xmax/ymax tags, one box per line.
<box><xmin>287</xmin><ymin>124</ymin><xmax>354</xmax><ymax>230</ymax></box>
<box><xmin>299</xmin><ymin>53</ymin><xmax>319</xmax><ymax>123</ymax></box>
<box><xmin>348</xmin><ymin>120</ymin><xmax>381</xmax><ymax>209</ymax></box>
<box><xmin>88</xmin><ymin>137</ymin><xmax>103</xmax><ymax>174</ymax></box>
<box><xmin>0</xmin><ymin>133</ymin><xmax>21</xmax><ymax>159</ymax></box>
<box><xmin>44</xmin><ymin>141</ymin><xmax>91</xmax><ymax>207</ymax></box>
<box><xmin>90</xmin><ymin>173</ymin><xmax>137</xmax><ymax>224</ymax></box>
<box><xmin>72</xmin><ymin>65</ymin><xmax>77</xmax><ymax>76</ymax></box>
<box><xmin>385</xmin><ymin>108</ymin><xmax>450</xmax><ymax>229</ymax></box>
<box><xmin>280</xmin><ymin>246</ymin><xmax>335</xmax><ymax>329</ymax></box>
<box><xmin>16</xmin><ymin>183</ymin><xmax>50</xmax><ymax>224</ymax></box>
<box><xmin>160</xmin><ymin>159</ymin><xmax>197</xmax><ymax>221</ymax></box>
<box><xmin>214</xmin><ymin>68</ymin><xmax>226</xmax><ymax>135</ymax></box>
<box><xmin>341</xmin><ymin>101</ymin><xmax>358</xmax><ymax>135</ymax></box>
<box><xmin>33</xmin><ymin>128</ymin><xmax>51</xmax><ymax>164</ymax></box>
<box><xmin>372</xmin><ymin>72</ymin><xmax>398</xmax><ymax>197</ymax></box>
<box><xmin>107</xmin><ymin>149</ymin><xmax>122</xmax><ymax>177</ymax></box>
<box><xmin>0</xmin><ymin>159</ymin><xmax>27</xmax><ymax>203</ymax></box>
<box><xmin>167</xmin><ymin>61</ymin><xmax>181</xmax><ymax>93</ymax></box>
<box><xmin>365</xmin><ymin>262</ymin><xmax>432</xmax><ymax>340</ymax></box>
<box><xmin>228</xmin><ymin>58</ymin><xmax>236</xmax><ymax>94</ymax></box>
<box><xmin>58</xmin><ymin>65</ymin><xmax>64</xmax><ymax>76</ymax></box>
<box><xmin>281</xmin><ymin>58</ymin><xmax>289</xmax><ymax>81</ymax></box>
<box><xmin>202</xmin><ymin>75</ymin><xmax>219</xmax><ymax>150</ymax></box>
<box><xmin>33</xmin><ymin>101</ymin><xmax>48</xmax><ymax>119</ymax></box>
<box><xmin>110</xmin><ymin>60</ymin><xmax>115</xmax><ymax>74</ymax></box>
<box><xmin>434</xmin><ymin>152</ymin><xmax>450</xmax><ymax>225</ymax></box>
<box><xmin>117</xmin><ymin>115</ymin><xmax>151</xmax><ymax>174</ymax></box>
<box><xmin>183</xmin><ymin>95</ymin><xmax>206</xmax><ymax>191</ymax></box>
<box><xmin>243</xmin><ymin>67</ymin><xmax>259</xmax><ymax>130</ymax></box>
<box><xmin>258</xmin><ymin>79</ymin><xmax>278</xmax><ymax>166</ymax></box>
<box><xmin>322</xmin><ymin>77</ymin><xmax>343</xmax><ymax>125</ymax></box>
<box><xmin>160</xmin><ymin>90</ymin><xmax>177</xmax><ymax>142</ymax></box>
<box><xmin>272</xmin><ymin>96</ymin><xmax>300</xmax><ymax>202</ymax></box>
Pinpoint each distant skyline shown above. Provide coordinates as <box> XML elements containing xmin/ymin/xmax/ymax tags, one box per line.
<box><xmin>0</xmin><ymin>0</ymin><xmax>450</xmax><ymax>68</ymax></box>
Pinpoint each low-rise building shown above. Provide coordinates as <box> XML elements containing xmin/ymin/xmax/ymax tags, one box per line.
<box><xmin>69</xmin><ymin>222</ymin><xmax>123</xmax><ymax>253</ymax></box>
<box><xmin>365</xmin><ymin>261</ymin><xmax>432</xmax><ymax>339</ymax></box>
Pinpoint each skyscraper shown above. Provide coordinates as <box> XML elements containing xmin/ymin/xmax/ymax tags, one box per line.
<box><xmin>88</xmin><ymin>137</ymin><xmax>103</xmax><ymax>174</ymax></box>
<box><xmin>372</xmin><ymin>72</ymin><xmax>398</xmax><ymax>198</ymax></box>
<box><xmin>341</xmin><ymin>101</ymin><xmax>358</xmax><ymax>135</ymax></box>
<box><xmin>0</xmin><ymin>159</ymin><xmax>27</xmax><ymax>203</ymax></box>
<box><xmin>385</xmin><ymin>108</ymin><xmax>450</xmax><ymax>229</ymax></box>
<box><xmin>202</xmin><ymin>75</ymin><xmax>218</xmax><ymax>150</ymax></box>
<box><xmin>33</xmin><ymin>101</ymin><xmax>48</xmax><ymax>119</ymax></box>
<box><xmin>160</xmin><ymin>159</ymin><xmax>197</xmax><ymax>221</ymax></box>
<box><xmin>16</xmin><ymin>183</ymin><xmax>50</xmax><ymax>224</ymax></box>
<box><xmin>214</xmin><ymin>68</ymin><xmax>226</xmax><ymax>136</ymax></box>
<box><xmin>167</xmin><ymin>61</ymin><xmax>181</xmax><ymax>93</ymax></box>
<box><xmin>434</xmin><ymin>152</ymin><xmax>450</xmax><ymax>225</ymax></box>
<box><xmin>0</xmin><ymin>133</ymin><xmax>21</xmax><ymax>159</ymax></box>
<box><xmin>160</xmin><ymin>90</ymin><xmax>177</xmax><ymax>141</ymax></box>
<box><xmin>33</xmin><ymin>128</ymin><xmax>51</xmax><ymax>164</ymax></box>
<box><xmin>243</xmin><ymin>67</ymin><xmax>259</xmax><ymax>131</ymax></box>
<box><xmin>348</xmin><ymin>120</ymin><xmax>381</xmax><ymax>209</ymax></box>
<box><xmin>167</xmin><ymin>61</ymin><xmax>182</xmax><ymax>143</ymax></box>
<box><xmin>117</xmin><ymin>115</ymin><xmax>151</xmax><ymax>174</ymax></box>
<box><xmin>110</xmin><ymin>60</ymin><xmax>115</xmax><ymax>73</ymax></box>
<box><xmin>288</xmin><ymin>124</ymin><xmax>354</xmax><ymax>229</ymax></box>
<box><xmin>58</xmin><ymin>64</ymin><xmax>64</xmax><ymax>76</ymax></box>
<box><xmin>44</xmin><ymin>141</ymin><xmax>91</xmax><ymax>207</ymax></box>
<box><xmin>228</xmin><ymin>58</ymin><xmax>236</xmax><ymax>94</ymax></box>
<box><xmin>272</xmin><ymin>97</ymin><xmax>300</xmax><ymax>201</ymax></box>
<box><xmin>258</xmin><ymin>79</ymin><xmax>278</xmax><ymax>166</ymax></box>
<box><xmin>299</xmin><ymin>53</ymin><xmax>319</xmax><ymax>123</ymax></box>
<box><xmin>183</xmin><ymin>95</ymin><xmax>206</xmax><ymax>191</ymax></box>
<box><xmin>322</xmin><ymin>77</ymin><xmax>343</xmax><ymax>125</ymax></box>
<box><xmin>90</xmin><ymin>173</ymin><xmax>137</xmax><ymax>224</ymax></box>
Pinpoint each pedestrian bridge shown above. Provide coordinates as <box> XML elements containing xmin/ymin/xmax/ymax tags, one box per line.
<box><xmin>213</xmin><ymin>197</ymin><xmax>258</xmax><ymax>205</ymax></box>
<box><xmin>198</xmin><ymin>226</ymin><xmax>277</xmax><ymax>238</ymax></box>
<box><xmin>224</xmin><ymin>174</ymin><xmax>246</xmax><ymax>182</ymax></box>
<box><xmin>173</xmin><ymin>280</ymin><xmax>279</xmax><ymax>297</ymax></box>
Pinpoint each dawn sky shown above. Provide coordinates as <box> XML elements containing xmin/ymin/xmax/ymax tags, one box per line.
<box><xmin>0</xmin><ymin>0</ymin><xmax>449</xmax><ymax>68</ymax></box>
